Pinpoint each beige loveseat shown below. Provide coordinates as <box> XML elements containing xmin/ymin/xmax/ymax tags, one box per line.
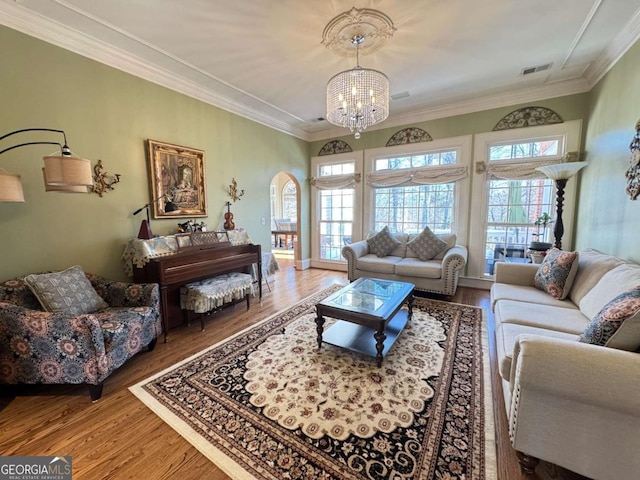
<box><xmin>490</xmin><ymin>248</ymin><xmax>640</xmax><ymax>480</ymax></box>
<box><xmin>342</xmin><ymin>232</ymin><xmax>468</xmax><ymax>295</ymax></box>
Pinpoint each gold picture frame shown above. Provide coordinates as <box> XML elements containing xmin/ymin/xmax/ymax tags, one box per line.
<box><xmin>146</xmin><ymin>139</ymin><xmax>207</xmax><ymax>219</ymax></box>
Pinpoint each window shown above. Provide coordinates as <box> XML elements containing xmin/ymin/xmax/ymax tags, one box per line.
<box><xmin>310</xmin><ymin>152</ymin><xmax>362</xmax><ymax>268</ymax></box>
<box><xmin>488</xmin><ymin>137</ymin><xmax>560</xmax><ymax>160</ymax></box>
<box><xmin>311</xmin><ymin>138</ymin><xmax>470</xmax><ymax>270</ymax></box>
<box><xmin>364</xmin><ymin>137</ymin><xmax>471</xmax><ymax>239</ymax></box>
<box><xmin>485</xmin><ymin>177</ymin><xmax>555</xmax><ymax>274</ymax></box>
<box><xmin>373</xmin><ymin>184</ymin><xmax>455</xmax><ymax>234</ymax></box>
<box><xmin>374</xmin><ymin>151</ymin><xmax>457</xmax><ymax>170</ymax></box>
<box><xmin>269</xmin><ymin>184</ymin><xmax>276</xmax><ymax>230</ymax></box>
<box><xmin>469</xmin><ymin>120</ymin><xmax>582</xmax><ymax>278</ymax></box>
<box><xmin>282</xmin><ymin>180</ymin><xmax>297</xmax><ymax>220</ymax></box>
<box><xmin>319</xmin><ymin>188</ymin><xmax>353</xmax><ymax>260</ymax></box>
<box><xmin>320</xmin><ymin>163</ymin><xmax>354</xmax><ymax>176</ymax></box>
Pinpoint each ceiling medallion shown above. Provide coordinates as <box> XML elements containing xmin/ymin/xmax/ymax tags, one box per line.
<box><xmin>322</xmin><ymin>7</ymin><xmax>396</xmax><ymax>57</ymax></box>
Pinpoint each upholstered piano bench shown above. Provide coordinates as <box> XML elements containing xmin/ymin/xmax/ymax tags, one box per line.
<box><xmin>180</xmin><ymin>272</ymin><xmax>254</xmax><ymax>330</ymax></box>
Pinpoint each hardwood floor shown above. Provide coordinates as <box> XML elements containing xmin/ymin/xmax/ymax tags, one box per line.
<box><xmin>0</xmin><ymin>259</ymin><xmax>585</xmax><ymax>479</ymax></box>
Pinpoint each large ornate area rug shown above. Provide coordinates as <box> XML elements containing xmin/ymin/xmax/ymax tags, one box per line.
<box><xmin>130</xmin><ymin>286</ymin><xmax>496</xmax><ymax>480</ymax></box>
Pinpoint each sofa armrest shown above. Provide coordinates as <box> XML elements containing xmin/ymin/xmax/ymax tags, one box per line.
<box><xmin>442</xmin><ymin>245</ymin><xmax>468</xmax><ymax>272</ymax></box>
<box><xmin>494</xmin><ymin>262</ymin><xmax>539</xmax><ymax>286</ymax></box>
<box><xmin>342</xmin><ymin>240</ymin><xmax>370</xmax><ymax>281</ymax></box>
<box><xmin>510</xmin><ymin>335</ymin><xmax>640</xmax><ymax>415</ymax></box>
<box><xmin>0</xmin><ymin>301</ymin><xmax>109</xmax><ymax>383</ymax></box>
<box><xmin>89</xmin><ymin>275</ymin><xmax>159</xmax><ymax>309</ymax></box>
<box><xmin>433</xmin><ymin>245</ymin><xmax>468</xmax><ymax>295</ymax></box>
<box><xmin>508</xmin><ymin>335</ymin><xmax>640</xmax><ymax>479</ymax></box>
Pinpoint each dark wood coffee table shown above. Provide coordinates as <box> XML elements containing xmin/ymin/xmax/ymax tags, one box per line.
<box><xmin>315</xmin><ymin>278</ymin><xmax>415</xmax><ymax>367</ymax></box>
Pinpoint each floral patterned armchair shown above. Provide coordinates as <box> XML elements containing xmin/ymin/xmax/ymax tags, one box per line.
<box><xmin>0</xmin><ymin>271</ymin><xmax>161</xmax><ymax>400</ymax></box>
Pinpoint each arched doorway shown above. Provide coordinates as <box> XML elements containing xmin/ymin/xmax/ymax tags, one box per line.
<box><xmin>270</xmin><ymin>172</ymin><xmax>300</xmax><ymax>265</ymax></box>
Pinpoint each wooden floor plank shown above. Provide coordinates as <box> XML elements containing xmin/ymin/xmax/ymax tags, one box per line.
<box><xmin>0</xmin><ymin>258</ymin><xmax>584</xmax><ymax>479</ymax></box>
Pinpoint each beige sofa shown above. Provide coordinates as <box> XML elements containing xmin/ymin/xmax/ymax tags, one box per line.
<box><xmin>341</xmin><ymin>232</ymin><xmax>468</xmax><ymax>295</ymax></box>
<box><xmin>490</xmin><ymin>248</ymin><xmax>640</xmax><ymax>480</ymax></box>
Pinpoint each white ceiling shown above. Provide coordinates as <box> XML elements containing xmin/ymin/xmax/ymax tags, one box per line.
<box><xmin>2</xmin><ymin>0</ymin><xmax>640</xmax><ymax>142</ymax></box>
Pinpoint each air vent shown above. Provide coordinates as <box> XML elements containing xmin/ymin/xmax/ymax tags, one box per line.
<box><xmin>309</xmin><ymin>117</ymin><xmax>325</xmax><ymax>123</ymax></box>
<box><xmin>391</xmin><ymin>91</ymin><xmax>410</xmax><ymax>100</ymax></box>
<box><xmin>521</xmin><ymin>63</ymin><xmax>552</xmax><ymax>76</ymax></box>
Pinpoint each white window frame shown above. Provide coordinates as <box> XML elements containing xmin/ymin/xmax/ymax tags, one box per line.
<box><xmin>310</xmin><ymin>150</ymin><xmax>363</xmax><ymax>270</ymax></box>
<box><xmin>362</xmin><ymin>136</ymin><xmax>472</xmax><ymax>241</ymax></box>
<box><xmin>468</xmin><ymin>120</ymin><xmax>582</xmax><ymax>278</ymax></box>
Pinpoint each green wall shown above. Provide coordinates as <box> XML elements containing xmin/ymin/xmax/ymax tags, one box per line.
<box><xmin>577</xmin><ymin>39</ymin><xmax>640</xmax><ymax>263</ymax></box>
<box><xmin>0</xmin><ymin>27</ymin><xmax>309</xmax><ymax>281</ymax></box>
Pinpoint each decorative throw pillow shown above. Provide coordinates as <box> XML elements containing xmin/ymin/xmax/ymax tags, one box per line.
<box><xmin>533</xmin><ymin>248</ymin><xmax>579</xmax><ymax>300</ymax></box>
<box><xmin>407</xmin><ymin>226</ymin><xmax>448</xmax><ymax>261</ymax></box>
<box><xmin>24</xmin><ymin>265</ymin><xmax>108</xmax><ymax>315</ymax></box>
<box><xmin>366</xmin><ymin>226</ymin><xmax>401</xmax><ymax>257</ymax></box>
<box><xmin>579</xmin><ymin>286</ymin><xmax>640</xmax><ymax>347</ymax></box>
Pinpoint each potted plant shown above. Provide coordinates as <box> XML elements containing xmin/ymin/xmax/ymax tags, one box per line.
<box><xmin>529</xmin><ymin>213</ymin><xmax>553</xmax><ymax>252</ymax></box>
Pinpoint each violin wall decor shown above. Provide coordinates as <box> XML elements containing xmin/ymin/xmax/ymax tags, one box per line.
<box><xmin>223</xmin><ymin>178</ymin><xmax>244</xmax><ymax>230</ymax></box>
<box><xmin>224</xmin><ymin>201</ymin><xmax>235</xmax><ymax>230</ymax></box>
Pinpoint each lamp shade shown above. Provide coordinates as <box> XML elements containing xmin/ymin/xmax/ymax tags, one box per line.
<box><xmin>0</xmin><ymin>171</ymin><xmax>25</xmax><ymax>202</ymax></box>
<box><xmin>42</xmin><ymin>169</ymin><xmax>88</xmax><ymax>193</ymax></box>
<box><xmin>43</xmin><ymin>155</ymin><xmax>93</xmax><ymax>186</ymax></box>
<box><xmin>535</xmin><ymin>161</ymin><xmax>588</xmax><ymax>180</ymax></box>
<box><xmin>164</xmin><ymin>200</ymin><xmax>180</xmax><ymax>212</ymax></box>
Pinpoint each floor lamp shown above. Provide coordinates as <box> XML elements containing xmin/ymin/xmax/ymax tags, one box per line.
<box><xmin>535</xmin><ymin>161</ymin><xmax>588</xmax><ymax>250</ymax></box>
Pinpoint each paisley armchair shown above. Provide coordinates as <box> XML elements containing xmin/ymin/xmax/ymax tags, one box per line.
<box><xmin>0</xmin><ymin>271</ymin><xmax>161</xmax><ymax>400</ymax></box>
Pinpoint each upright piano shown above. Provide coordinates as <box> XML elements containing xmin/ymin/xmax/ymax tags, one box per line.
<box><xmin>132</xmin><ymin>242</ymin><xmax>262</xmax><ymax>340</ymax></box>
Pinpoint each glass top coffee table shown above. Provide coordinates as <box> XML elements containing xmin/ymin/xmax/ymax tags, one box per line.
<box><xmin>315</xmin><ymin>277</ymin><xmax>415</xmax><ymax>367</ymax></box>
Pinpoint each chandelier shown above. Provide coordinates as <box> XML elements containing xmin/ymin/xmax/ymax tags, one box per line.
<box><xmin>323</xmin><ymin>8</ymin><xmax>395</xmax><ymax>139</ymax></box>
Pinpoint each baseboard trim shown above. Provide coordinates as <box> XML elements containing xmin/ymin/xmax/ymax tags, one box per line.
<box><xmin>308</xmin><ymin>260</ymin><xmax>347</xmax><ymax>272</ymax></box>
<box><xmin>459</xmin><ymin>276</ymin><xmax>492</xmax><ymax>290</ymax></box>
<box><xmin>296</xmin><ymin>258</ymin><xmax>311</xmax><ymax>270</ymax></box>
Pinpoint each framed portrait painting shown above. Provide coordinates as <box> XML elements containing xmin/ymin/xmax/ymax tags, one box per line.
<box><xmin>146</xmin><ymin>139</ymin><xmax>207</xmax><ymax>219</ymax></box>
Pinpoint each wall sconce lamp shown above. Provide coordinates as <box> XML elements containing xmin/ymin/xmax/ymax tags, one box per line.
<box><xmin>535</xmin><ymin>160</ymin><xmax>588</xmax><ymax>249</ymax></box>
<box><xmin>132</xmin><ymin>193</ymin><xmax>180</xmax><ymax>239</ymax></box>
<box><xmin>0</xmin><ymin>128</ymin><xmax>93</xmax><ymax>202</ymax></box>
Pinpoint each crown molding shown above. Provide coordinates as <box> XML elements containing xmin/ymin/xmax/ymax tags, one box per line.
<box><xmin>584</xmin><ymin>7</ymin><xmax>640</xmax><ymax>87</ymax></box>
<box><xmin>0</xmin><ymin>1</ymin><xmax>311</xmax><ymax>141</ymax></box>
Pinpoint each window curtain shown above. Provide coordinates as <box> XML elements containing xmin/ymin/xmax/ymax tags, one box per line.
<box><xmin>484</xmin><ymin>158</ymin><xmax>561</xmax><ymax>180</ymax></box>
<box><xmin>309</xmin><ymin>173</ymin><xmax>361</xmax><ymax>190</ymax></box>
<box><xmin>366</xmin><ymin>164</ymin><xmax>468</xmax><ymax>187</ymax></box>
